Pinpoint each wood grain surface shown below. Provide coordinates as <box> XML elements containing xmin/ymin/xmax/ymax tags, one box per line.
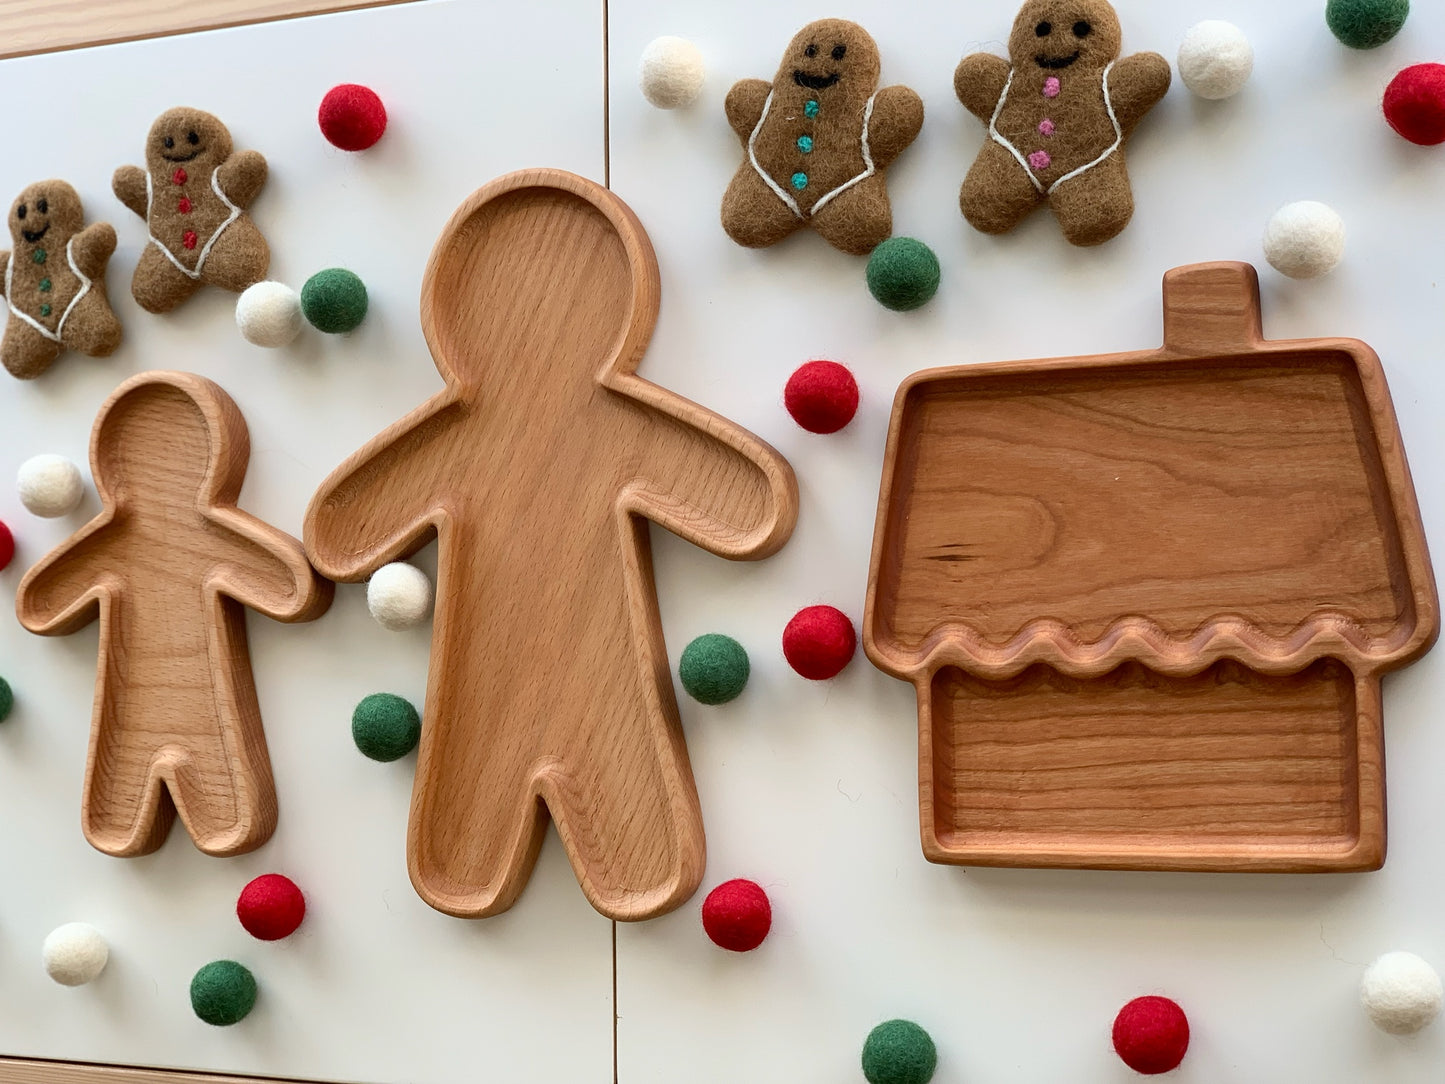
<box><xmin>305</xmin><ymin>169</ymin><xmax>798</xmax><ymax>922</ymax></box>
<box><xmin>0</xmin><ymin>0</ymin><xmax>417</xmax><ymax>59</ymax></box>
<box><xmin>863</xmin><ymin>261</ymin><xmax>1439</xmax><ymax>873</ymax></box>
<box><xmin>15</xmin><ymin>370</ymin><xmax>332</xmax><ymax>858</ymax></box>
<box><xmin>0</xmin><ymin>1058</ymin><xmax>314</xmax><ymax>1084</ymax></box>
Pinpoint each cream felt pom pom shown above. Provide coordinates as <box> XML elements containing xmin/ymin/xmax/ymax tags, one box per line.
<box><xmin>237</xmin><ymin>281</ymin><xmax>303</xmax><ymax>348</ymax></box>
<box><xmin>17</xmin><ymin>454</ymin><xmax>84</xmax><ymax>517</ymax></box>
<box><xmin>43</xmin><ymin>923</ymin><xmax>109</xmax><ymax>986</ymax></box>
<box><xmin>367</xmin><ymin>562</ymin><xmax>433</xmax><ymax>630</ymax></box>
<box><xmin>1263</xmin><ymin>201</ymin><xmax>1345</xmax><ymax>279</ymax></box>
<box><xmin>1178</xmin><ymin>21</ymin><xmax>1254</xmax><ymax>100</ymax></box>
<box><xmin>640</xmin><ymin>36</ymin><xmax>705</xmax><ymax>108</ymax></box>
<box><xmin>1362</xmin><ymin>952</ymin><xmax>1443</xmax><ymax>1035</ymax></box>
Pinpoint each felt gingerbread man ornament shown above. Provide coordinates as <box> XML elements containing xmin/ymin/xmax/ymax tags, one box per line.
<box><xmin>955</xmin><ymin>0</ymin><xmax>1170</xmax><ymax>246</ymax></box>
<box><xmin>306</xmin><ymin>169</ymin><xmax>798</xmax><ymax>921</ymax></box>
<box><xmin>722</xmin><ymin>18</ymin><xmax>923</xmax><ymax>255</ymax></box>
<box><xmin>112</xmin><ymin>107</ymin><xmax>270</xmax><ymax>313</ymax></box>
<box><xmin>1</xmin><ymin>180</ymin><xmax>122</xmax><ymax>379</ymax></box>
<box><xmin>16</xmin><ymin>371</ymin><xmax>332</xmax><ymax>857</ymax></box>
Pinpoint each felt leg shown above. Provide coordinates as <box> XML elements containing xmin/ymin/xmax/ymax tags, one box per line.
<box><xmin>200</xmin><ymin>217</ymin><xmax>271</xmax><ymax>292</ymax></box>
<box><xmin>1</xmin><ymin>317</ymin><xmax>62</xmax><ymax>379</ymax></box>
<box><xmin>720</xmin><ymin>166</ymin><xmax>803</xmax><ymax>249</ymax></box>
<box><xmin>810</xmin><ymin>175</ymin><xmax>894</xmax><ymax>256</ymax></box>
<box><xmin>132</xmin><ymin>245</ymin><xmax>200</xmax><ymax>314</ymax></box>
<box><xmin>960</xmin><ymin>142</ymin><xmax>1044</xmax><ymax>235</ymax></box>
<box><xmin>61</xmin><ymin>292</ymin><xmax>123</xmax><ymax>357</ymax></box>
<box><xmin>1049</xmin><ymin>157</ymin><xmax>1136</xmax><ymax>247</ymax></box>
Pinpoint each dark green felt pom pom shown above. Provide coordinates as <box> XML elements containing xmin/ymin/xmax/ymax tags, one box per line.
<box><xmin>191</xmin><ymin>960</ymin><xmax>257</xmax><ymax>1026</ymax></box>
<box><xmin>1326</xmin><ymin>0</ymin><xmax>1409</xmax><ymax>49</ymax></box>
<box><xmin>301</xmin><ymin>268</ymin><xmax>368</xmax><ymax>333</ymax></box>
<box><xmin>867</xmin><ymin>238</ymin><xmax>940</xmax><ymax>312</ymax></box>
<box><xmin>352</xmin><ymin>693</ymin><xmax>421</xmax><ymax>762</ymax></box>
<box><xmin>678</xmin><ymin>634</ymin><xmax>749</xmax><ymax>705</ymax></box>
<box><xmin>862</xmin><ymin>1019</ymin><xmax>937</xmax><ymax>1084</ymax></box>
<box><xmin>0</xmin><ymin>676</ymin><xmax>12</xmax><ymax>722</ymax></box>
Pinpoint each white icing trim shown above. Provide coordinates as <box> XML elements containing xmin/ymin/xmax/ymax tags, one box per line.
<box><xmin>747</xmin><ymin>91</ymin><xmax>879</xmax><ymax>219</ymax></box>
<box><xmin>144</xmin><ymin>166</ymin><xmax>242</xmax><ymax>280</ymax></box>
<box><xmin>3</xmin><ymin>237</ymin><xmax>92</xmax><ymax>344</ymax></box>
<box><xmin>987</xmin><ymin>61</ymin><xmax>1122</xmax><ymax>195</ymax></box>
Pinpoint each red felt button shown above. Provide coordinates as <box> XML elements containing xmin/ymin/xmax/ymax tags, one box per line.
<box><xmin>182</xmin><ymin>231</ymin><xmax>198</xmax><ymax>250</ymax></box>
<box><xmin>1113</xmin><ymin>996</ymin><xmax>1189</xmax><ymax>1075</ymax></box>
<box><xmin>0</xmin><ymin>519</ymin><xmax>14</xmax><ymax>572</ymax></box>
<box><xmin>784</xmin><ymin>359</ymin><xmax>858</xmax><ymax>434</ymax></box>
<box><xmin>178</xmin><ymin>197</ymin><xmax>192</xmax><ymax>214</ymax></box>
<box><xmin>319</xmin><ymin>84</ymin><xmax>388</xmax><ymax>151</ymax></box>
<box><xmin>782</xmin><ymin>605</ymin><xmax>856</xmax><ymax>680</ymax></box>
<box><xmin>172</xmin><ymin>167</ymin><xmax>188</xmax><ymax>186</ymax></box>
<box><xmin>1384</xmin><ymin>63</ymin><xmax>1445</xmax><ymax>146</ymax></box>
<box><xmin>237</xmin><ymin>873</ymin><xmax>306</xmax><ymax>940</ymax></box>
<box><xmin>701</xmin><ymin>879</ymin><xmax>771</xmax><ymax>952</ymax></box>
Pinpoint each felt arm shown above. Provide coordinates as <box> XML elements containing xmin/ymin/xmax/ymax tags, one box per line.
<box><xmin>217</xmin><ymin>151</ymin><xmax>268</xmax><ymax>209</ymax></box>
<box><xmin>1109</xmin><ymin>52</ymin><xmax>1173</xmax><ymax>133</ymax></box>
<box><xmin>111</xmin><ymin>166</ymin><xmax>148</xmax><ymax>220</ymax></box>
<box><xmin>69</xmin><ymin>222</ymin><xmax>117</xmax><ymax>279</ymax></box>
<box><xmin>611</xmin><ymin>375</ymin><xmax>798</xmax><ymax>561</ymax></box>
<box><xmin>724</xmin><ymin>79</ymin><xmax>772</xmax><ymax>143</ymax></box>
<box><xmin>867</xmin><ymin>85</ymin><xmax>924</xmax><ymax>168</ymax></box>
<box><xmin>304</xmin><ymin>395</ymin><xmax>464</xmax><ymax>581</ymax></box>
<box><xmin>208</xmin><ymin>511</ymin><xmax>333</xmax><ymax>623</ymax></box>
<box><xmin>955</xmin><ymin>53</ymin><xmax>1011</xmax><ymax>122</ymax></box>
<box><xmin>0</xmin><ymin>250</ymin><xmax>9</xmax><ymax>285</ymax></box>
<box><xmin>15</xmin><ymin>521</ymin><xmax>118</xmax><ymax>635</ymax></box>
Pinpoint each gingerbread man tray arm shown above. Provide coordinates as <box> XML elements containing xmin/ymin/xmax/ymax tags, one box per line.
<box><xmin>111</xmin><ymin>165</ymin><xmax>148</xmax><ymax>220</ymax></box>
<box><xmin>864</xmin><ymin>85</ymin><xmax>924</xmax><ymax>169</ymax></box>
<box><xmin>216</xmin><ymin>150</ymin><xmax>268</xmax><ymax>210</ymax></box>
<box><xmin>207</xmin><ymin>509</ymin><xmax>333</xmax><ymax>622</ymax></box>
<box><xmin>1107</xmin><ymin>51</ymin><xmax>1173</xmax><ymax>132</ymax></box>
<box><xmin>724</xmin><ymin>79</ymin><xmax>772</xmax><ymax>142</ymax></box>
<box><xmin>16</xmin><ymin>523</ymin><xmax>120</xmax><ymax>635</ymax></box>
<box><xmin>955</xmin><ymin>53</ymin><xmax>1011</xmax><ymax>120</ymax></box>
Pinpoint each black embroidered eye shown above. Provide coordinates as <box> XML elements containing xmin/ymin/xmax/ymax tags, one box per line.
<box><xmin>805</xmin><ymin>43</ymin><xmax>817</xmax><ymax>58</ymax></box>
<box><xmin>831</xmin><ymin>43</ymin><xmax>846</xmax><ymax>60</ymax></box>
<box><xmin>15</xmin><ymin>204</ymin><xmax>25</xmax><ymax>220</ymax></box>
<box><xmin>1036</xmin><ymin>21</ymin><xmax>1052</xmax><ymax>36</ymax></box>
<box><xmin>1073</xmin><ymin>20</ymin><xmax>1092</xmax><ymax>37</ymax></box>
<box><xmin>164</xmin><ymin>136</ymin><xmax>174</xmax><ymax>148</ymax></box>
<box><xmin>187</xmin><ymin>131</ymin><xmax>199</xmax><ymax>145</ymax></box>
<box><xmin>36</xmin><ymin>198</ymin><xmax>47</xmax><ymax>214</ymax></box>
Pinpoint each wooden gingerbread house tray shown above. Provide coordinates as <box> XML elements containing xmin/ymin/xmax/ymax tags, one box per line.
<box><xmin>863</xmin><ymin>262</ymin><xmax>1438</xmax><ymax>873</ymax></box>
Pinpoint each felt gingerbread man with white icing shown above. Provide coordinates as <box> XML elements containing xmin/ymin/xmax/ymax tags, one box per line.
<box><xmin>113</xmin><ymin>107</ymin><xmax>270</xmax><ymax>313</ymax></box>
<box><xmin>955</xmin><ymin>0</ymin><xmax>1170</xmax><ymax>246</ymax></box>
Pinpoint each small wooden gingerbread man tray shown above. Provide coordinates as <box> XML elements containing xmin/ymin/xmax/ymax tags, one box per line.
<box><xmin>863</xmin><ymin>262</ymin><xmax>1438</xmax><ymax>873</ymax></box>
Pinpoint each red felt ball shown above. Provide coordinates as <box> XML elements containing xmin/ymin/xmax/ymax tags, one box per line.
<box><xmin>783</xmin><ymin>605</ymin><xmax>857</xmax><ymax>680</ymax></box>
<box><xmin>0</xmin><ymin>519</ymin><xmax>13</xmax><ymax>572</ymax></box>
<box><xmin>785</xmin><ymin>360</ymin><xmax>859</xmax><ymax>434</ymax></box>
<box><xmin>1384</xmin><ymin>64</ymin><xmax>1445</xmax><ymax>146</ymax></box>
<box><xmin>319</xmin><ymin>84</ymin><xmax>388</xmax><ymax>151</ymax></box>
<box><xmin>701</xmin><ymin>878</ymin><xmax>771</xmax><ymax>952</ymax></box>
<box><xmin>236</xmin><ymin>873</ymin><xmax>306</xmax><ymax>941</ymax></box>
<box><xmin>1113</xmin><ymin>996</ymin><xmax>1189</xmax><ymax>1075</ymax></box>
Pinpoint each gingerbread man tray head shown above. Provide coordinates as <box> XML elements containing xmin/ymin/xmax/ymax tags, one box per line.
<box><xmin>16</xmin><ymin>370</ymin><xmax>331</xmax><ymax>858</ymax></box>
<box><xmin>307</xmin><ymin>169</ymin><xmax>797</xmax><ymax>922</ymax></box>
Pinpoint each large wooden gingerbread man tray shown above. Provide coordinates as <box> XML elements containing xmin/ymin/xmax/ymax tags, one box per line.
<box><xmin>863</xmin><ymin>261</ymin><xmax>1438</xmax><ymax>873</ymax></box>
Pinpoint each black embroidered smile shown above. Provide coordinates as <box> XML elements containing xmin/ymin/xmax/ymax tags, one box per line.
<box><xmin>1036</xmin><ymin>51</ymin><xmax>1080</xmax><ymax>69</ymax></box>
<box><xmin>793</xmin><ymin>70</ymin><xmax>840</xmax><ymax>90</ymax></box>
<box><xmin>161</xmin><ymin>148</ymin><xmax>203</xmax><ymax>163</ymax></box>
<box><xmin>21</xmin><ymin>223</ymin><xmax>49</xmax><ymax>244</ymax></box>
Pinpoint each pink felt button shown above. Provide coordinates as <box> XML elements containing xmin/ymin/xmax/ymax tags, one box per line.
<box><xmin>1043</xmin><ymin>77</ymin><xmax>1061</xmax><ymax>99</ymax></box>
<box><xmin>1039</xmin><ymin>119</ymin><xmax>1056</xmax><ymax>136</ymax></box>
<box><xmin>1028</xmin><ymin>150</ymin><xmax>1052</xmax><ymax>170</ymax></box>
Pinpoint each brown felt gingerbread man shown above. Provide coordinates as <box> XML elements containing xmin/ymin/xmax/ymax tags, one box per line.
<box><xmin>112</xmin><ymin>107</ymin><xmax>270</xmax><ymax>313</ymax></box>
<box><xmin>1</xmin><ymin>180</ymin><xmax>121</xmax><ymax>379</ymax></box>
<box><xmin>955</xmin><ymin>0</ymin><xmax>1170</xmax><ymax>246</ymax></box>
<box><xmin>722</xmin><ymin>18</ymin><xmax>923</xmax><ymax>255</ymax></box>
<box><xmin>16</xmin><ymin>371</ymin><xmax>332</xmax><ymax>857</ymax></box>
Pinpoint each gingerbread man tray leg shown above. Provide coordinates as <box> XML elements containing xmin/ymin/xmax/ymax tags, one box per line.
<box><xmin>306</xmin><ymin>169</ymin><xmax>798</xmax><ymax>921</ymax></box>
<box><xmin>16</xmin><ymin>372</ymin><xmax>333</xmax><ymax>857</ymax></box>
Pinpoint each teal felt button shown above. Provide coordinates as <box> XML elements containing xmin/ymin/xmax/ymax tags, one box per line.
<box><xmin>797</xmin><ymin>135</ymin><xmax>814</xmax><ymax>153</ymax></box>
<box><xmin>804</xmin><ymin>99</ymin><xmax>819</xmax><ymax>118</ymax></box>
<box><xmin>791</xmin><ymin>172</ymin><xmax>808</xmax><ymax>190</ymax></box>
<box><xmin>31</xmin><ymin>248</ymin><xmax>45</xmax><ymax>264</ymax></box>
<box><xmin>38</xmin><ymin>277</ymin><xmax>51</xmax><ymax>292</ymax></box>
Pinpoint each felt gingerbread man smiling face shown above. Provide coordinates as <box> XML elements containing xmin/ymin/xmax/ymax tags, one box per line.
<box><xmin>113</xmin><ymin>107</ymin><xmax>270</xmax><ymax>312</ymax></box>
<box><xmin>955</xmin><ymin>0</ymin><xmax>1170</xmax><ymax>246</ymax></box>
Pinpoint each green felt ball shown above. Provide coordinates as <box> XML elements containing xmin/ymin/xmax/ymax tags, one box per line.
<box><xmin>0</xmin><ymin>677</ymin><xmax>11</xmax><ymax>723</ymax></box>
<box><xmin>1326</xmin><ymin>0</ymin><xmax>1409</xmax><ymax>48</ymax></box>
<box><xmin>301</xmin><ymin>268</ymin><xmax>368</xmax><ymax>333</ymax></box>
<box><xmin>190</xmin><ymin>960</ymin><xmax>257</xmax><ymax>1026</ymax></box>
<box><xmin>352</xmin><ymin>693</ymin><xmax>421</xmax><ymax>762</ymax></box>
<box><xmin>866</xmin><ymin>238</ymin><xmax>940</xmax><ymax>312</ymax></box>
<box><xmin>862</xmin><ymin>1020</ymin><xmax>937</xmax><ymax>1084</ymax></box>
<box><xmin>678</xmin><ymin>634</ymin><xmax>749</xmax><ymax>705</ymax></box>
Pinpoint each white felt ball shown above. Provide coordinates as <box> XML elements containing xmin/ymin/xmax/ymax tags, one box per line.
<box><xmin>367</xmin><ymin>562</ymin><xmax>433</xmax><ymax>630</ymax></box>
<box><xmin>1362</xmin><ymin>952</ymin><xmax>1443</xmax><ymax>1035</ymax></box>
<box><xmin>639</xmin><ymin>36</ymin><xmax>705</xmax><ymax>109</ymax></box>
<box><xmin>43</xmin><ymin>923</ymin><xmax>109</xmax><ymax>986</ymax></box>
<box><xmin>17</xmin><ymin>454</ymin><xmax>84</xmax><ymax>517</ymax></box>
<box><xmin>236</xmin><ymin>281</ymin><xmax>304</xmax><ymax>348</ymax></box>
<box><xmin>1178</xmin><ymin>21</ymin><xmax>1254</xmax><ymax>100</ymax></box>
<box><xmin>1263</xmin><ymin>201</ymin><xmax>1345</xmax><ymax>280</ymax></box>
